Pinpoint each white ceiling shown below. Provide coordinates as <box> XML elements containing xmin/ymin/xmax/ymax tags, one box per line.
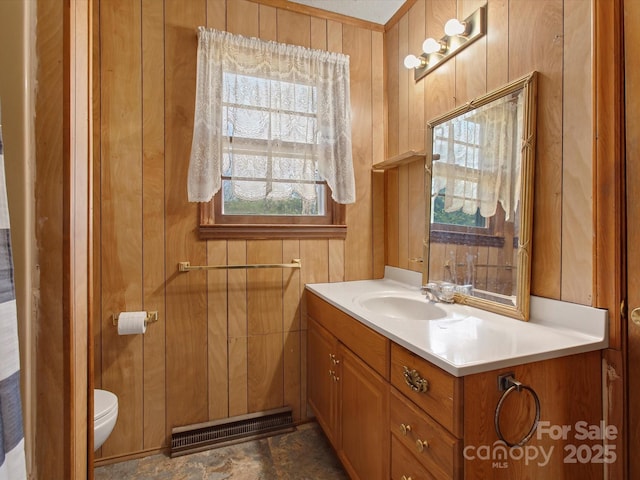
<box><xmin>287</xmin><ymin>0</ymin><xmax>406</xmax><ymax>25</ymax></box>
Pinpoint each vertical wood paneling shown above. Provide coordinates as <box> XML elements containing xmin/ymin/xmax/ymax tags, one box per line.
<box><xmin>384</xmin><ymin>24</ymin><xmax>400</xmax><ymax>269</ymax></box>
<box><xmin>92</xmin><ymin>0</ymin><xmax>103</xmax><ymax>395</ymax></box>
<box><xmin>207</xmin><ymin>240</ymin><xmax>228</xmax><ymax>420</ymax></box>
<box><xmin>388</xmin><ymin>0</ymin><xmax>593</xmax><ymax>308</ymax></box>
<box><xmin>248</xmin><ymin>333</ymin><xmax>284</xmax><ymax>412</ymax></box>
<box><xmin>93</xmin><ymin>0</ymin><xmax>384</xmax><ymax>460</ymax></box>
<box><xmin>386</xmin><ymin>24</ymin><xmax>399</xmax><ymax>157</ymax></box>
<box><xmin>207</xmin><ymin>0</ymin><xmax>226</xmax><ymax>30</ymax></box>
<box><xmin>141</xmin><ymin>0</ymin><xmax>167</xmax><ymax>451</ymax></box>
<box><xmin>344</xmin><ymin>24</ymin><xmax>374</xmax><ymax>281</ymax></box>
<box><xmin>164</xmin><ymin>0</ymin><xmax>208</xmax><ymax>430</ymax></box>
<box><xmin>372</xmin><ymin>30</ymin><xmax>386</xmax><ymax>277</ymax></box>
<box><xmin>247</xmin><ymin>240</ymin><xmax>283</xmax><ymax>336</ymax></box>
<box><xmin>100</xmin><ymin>0</ymin><xmax>144</xmax><ymax>456</ymax></box>
<box><xmin>310</xmin><ymin>16</ymin><xmax>327</xmax><ymax>49</ymax></box>
<box><xmin>227</xmin><ymin>0</ymin><xmax>258</xmax><ymax>36</ymax></box>
<box><xmin>397</xmin><ymin>15</ymin><xmax>410</xmax><ymax>270</ymax></box>
<box><xmin>277</xmin><ymin>9</ymin><xmax>311</xmax><ymax>46</ymax></box>
<box><xmin>228</xmin><ymin>240</ymin><xmax>248</xmax><ymax>416</ymax></box>
<box><xmin>283</xmin><ymin>239</ymin><xmax>301</xmax><ymax>418</ymax></box>
<box><xmin>259</xmin><ymin>4</ymin><xmax>277</xmax><ymax>40</ymax></box>
<box><xmin>455</xmin><ymin>0</ymin><xmax>487</xmax><ymax>103</ymax></box>
<box><xmin>509</xmin><ymin>0</ymin><xmax>563</xmax><ymax>299</ymax></box>
<box><xmin>407</xmin><ymin>2</ymin><xmax>426</xmax><ymax>272</ymax></box>
<box><xmin>385</xmin><ymin>169</ymin><xmax>400</xmax><ymax>267</ymax></box>
<box><xmin>35</xmin><ymin>0</ymin><xmax>67</xmax><ymax>475</ymax></box>
<box><xmin>561</xmin><ymin>0</ymin><xmax>593</xmax><ymax>304</ymax></box>
<box><xmin>486</xmin><ymin>0</ymin><xmax>508</xmax><ymax>91</ymax></box>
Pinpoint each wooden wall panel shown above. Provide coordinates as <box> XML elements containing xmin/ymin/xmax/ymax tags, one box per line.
<box><xmin>397</xmin><ymin>16</ymin><xmax>410</xmax><ymax>271</ymax></box>
<box><xmin>561</xmin><ymin>0</ymin><xmax>593</xmax><ymax>304</ymax></box>
<box><xmin>344</xmin><ymin>24</ymin><xmax>375</xmax><ymax>281</ymax></box>
<box><xmin>100</xmin><ymin>0</ymin><xmax>144</xmax><ymax>457</ymax></box>
<box><xmin>89</xmin><ymin>0</ymin><xmax>380</xmax><ymax>463</ymax></box>
<box><xmin>164</xmin><ymin>0</ymin><xmax>209</xmax><ymax>432</ymax></box>
<box><xmin>485</xmin><ymin>0</ymin><xmax>508</xmax><ymax>91</ymax></box>
<box><xmin>141</xmin><ymin>0</ymin><xmax>167</xmax><ymax>451</ymax></box>
<box><xmin>207</xmin><ymin>0</ymin><xmax>226</xmax><ymax>29</ymax></box>
<box><xmin>207</xmin><ymin>240</ymin><xmax>228</xmax><ymax>420</ymax></box>
<box><xmin>455</xmin><ymin>0</ymin><xmax>486</xmax><ymax>104</ymax></box>
<box><xmin>228</xmin><ymin>240</ymin><xmax>248</xmax><ymax>417</ymax></box>
<box><xmin>387</xmin><ymin>0</ymin><xmax>593</xmax><ymax>307</ymax></box>
<box><xmin>509</xmin><ymin>0</ymin><xmax>564</xmax><ymax>299</ymax></box>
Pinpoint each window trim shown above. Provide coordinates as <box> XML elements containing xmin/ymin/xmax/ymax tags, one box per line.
<box><xmin>198</xmin><ymin>194</ymin><xmax>346</xmax><ymax>240</ymax></box>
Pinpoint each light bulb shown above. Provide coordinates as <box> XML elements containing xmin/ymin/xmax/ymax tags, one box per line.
<box><xmin>403</xmin><ymin>54</ymin><xmax>423</xmax><ymax>69</ymax></box>
<box><xmin>444</xmin><ymin>18</ymin><xmax>467</xmax><ymax>36</ymax></box>
<box><xmin>422</xmin><ymin>37</ymin><xmax>444</xmax><ymax>54</ymax></box>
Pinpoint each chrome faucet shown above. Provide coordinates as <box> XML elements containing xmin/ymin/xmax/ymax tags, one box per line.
<box><xmin>421</xmin><ymin>282</ymin><xmax>455</xmax><ymax>303</ymax></box>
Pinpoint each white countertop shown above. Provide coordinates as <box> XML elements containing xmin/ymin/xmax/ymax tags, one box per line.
<box><xmin>306</xmin><ymin>267</ymin><xmax>608</xmax><ymax>377</ymax></box>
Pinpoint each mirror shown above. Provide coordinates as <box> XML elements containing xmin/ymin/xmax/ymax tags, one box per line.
<box><xmin>423</xmin><ymin>72</ymin><xmax>537</xmax><ymax>320</ymax></box>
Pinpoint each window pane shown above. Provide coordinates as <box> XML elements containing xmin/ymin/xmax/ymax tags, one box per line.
<box><xmin>222</xmin><ymin>179</ymin><xmax>326</xmax><ymax>216</ymax></box>
<box><xmin>432</xmin><ymin>190</ymin><xmax>486</xmax><ymax>228</ymax></box>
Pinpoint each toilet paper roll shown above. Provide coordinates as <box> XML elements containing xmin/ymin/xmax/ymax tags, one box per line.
<box><xmin>117</xmin><ymin>311</ymin><xmax>147</xmax><ymax>335</ymax></box>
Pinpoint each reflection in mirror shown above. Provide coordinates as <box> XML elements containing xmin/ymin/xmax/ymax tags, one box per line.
<box><xmin>424</xmin><ymin>72</ymin><xmax>537</xmax><ymax>320</ymax></box>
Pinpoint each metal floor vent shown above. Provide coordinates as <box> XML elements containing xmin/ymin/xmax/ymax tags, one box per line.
<box><xmin>170</xmin><ymin>406</ymin><xmax>295</xmax><ymax>457</ymax></box>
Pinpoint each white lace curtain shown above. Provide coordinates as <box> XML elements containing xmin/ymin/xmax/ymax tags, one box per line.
<box><xmin>432</xmin><ymin>91</ymin><xmax>523</xmax><ymax>221</ymax></box>
<box><xmin>187</xmin><ymin>27</ymin><xmax>356</xmax><ymax>204</ymax></box>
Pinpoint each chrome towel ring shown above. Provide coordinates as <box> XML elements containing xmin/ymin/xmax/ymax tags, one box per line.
<box><xmin>494</xmin><ymin>373</ymin><xmax>541</xmax><ymax>448</ymax></box>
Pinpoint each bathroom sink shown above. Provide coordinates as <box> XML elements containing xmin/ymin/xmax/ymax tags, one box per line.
<box><xmin>355</xmin><ymin>292</ymin><xmax>447</xmax><ymax>321</ymax></box>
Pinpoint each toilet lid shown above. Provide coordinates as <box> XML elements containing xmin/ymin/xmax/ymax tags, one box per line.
<box><xmin>94</xmin><ymin>389</ymin><xmax>118</xmax><ymax>421</ymax></box>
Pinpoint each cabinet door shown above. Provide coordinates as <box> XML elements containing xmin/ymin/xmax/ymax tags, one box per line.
<box><xmin>340</xmin><ymin>344</ymin><xmax>389</xmax><ymax>480</ymax></box>
<box><xmin>308</xmin><ymin>317</ymin><xmax>340</xmax><ymax>446</ymax></box>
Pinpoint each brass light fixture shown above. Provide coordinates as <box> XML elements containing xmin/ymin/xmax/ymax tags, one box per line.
<box><xmin>404</xmin><ymin>5</ymin><xmax>486</xmax><ymax>82</ymax></box>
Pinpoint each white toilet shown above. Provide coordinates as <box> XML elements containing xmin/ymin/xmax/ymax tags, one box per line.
<box><xmin>94</xmin><ymin>389</ymin><xmax>118</xmax><ymax>451</ymax></box>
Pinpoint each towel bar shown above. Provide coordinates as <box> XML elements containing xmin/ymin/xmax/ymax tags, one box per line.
<box><xmin>178</xmin><ymin>259</ymin><xmax>301</xmax><ymax>272</ymax></box>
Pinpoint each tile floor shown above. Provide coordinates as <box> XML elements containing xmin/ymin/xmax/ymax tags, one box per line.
<box><xmin>94</xmin><ymin>422</ymin><xmax>349</xmax><ymax>480</ymax></box>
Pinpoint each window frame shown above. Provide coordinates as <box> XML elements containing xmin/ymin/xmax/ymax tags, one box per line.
<box><xmin>198</xmin><ymin>63</ymin><xmax>348</xmax><ymax>240</ymax></box>
<box><xmin>198</xmin><ymin>193</ymin><xmax>346</xmax><ymax>240</ymax></box>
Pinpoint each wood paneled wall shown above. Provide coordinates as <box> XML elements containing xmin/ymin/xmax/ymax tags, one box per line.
<box><xmin>93</xmin><ymin>0</ymin><xmax>384</xmax><ymax>460</ymax></box>
<box><xmin>385</xmin><ymin>0</ymin><xmax>594</xmax><ymax>305</ymax></box>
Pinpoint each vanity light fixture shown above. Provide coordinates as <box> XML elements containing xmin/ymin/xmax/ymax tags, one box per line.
<box><xmin>404</xmin><ymin>5</ymin><xmax>486</xmax><ymax>82</ymax></box>
<box><xmin>444</xmin><ymin>18</ymin><xmax>468</xmax><ymax>37</ymax></box>
<box><xmin>422</xmin><ymin>37</ymin><xmax>447</xmax><ymax>55</ymax></box>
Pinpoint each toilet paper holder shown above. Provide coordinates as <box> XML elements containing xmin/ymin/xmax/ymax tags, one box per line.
<box><xmin>112</xmin><ymin>311</ymin><xmax>159</xmax><ymax>326</ymax></box>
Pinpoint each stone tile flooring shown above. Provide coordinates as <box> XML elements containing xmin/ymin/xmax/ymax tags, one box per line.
<box><xmin>94</xmin><ymin>422</ymin><xmax>349</xmax><ymax>480</ymax></box>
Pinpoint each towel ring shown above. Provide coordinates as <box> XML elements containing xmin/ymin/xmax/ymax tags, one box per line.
<box><xmin>494</xmin><ymin>374</ymin><xmax>540</xmax><ymax>447</ymax></box>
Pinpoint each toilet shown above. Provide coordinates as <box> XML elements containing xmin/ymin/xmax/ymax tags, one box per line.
<box><xmin>94</xmin><ymin>389</ymin><xmax>118</xmax><ymax>451</ymax></box>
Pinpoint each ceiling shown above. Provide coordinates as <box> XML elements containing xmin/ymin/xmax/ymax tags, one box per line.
<box><xmin>287</xmin><ymin>0</ymin><xmax>406</xmax><ymax>25</ymax></box>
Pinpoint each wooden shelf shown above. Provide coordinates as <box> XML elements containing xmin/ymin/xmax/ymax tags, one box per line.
<box><xmin>372</xmin><ymin>150</ymin><xmax>427</xmax><ymax>170</ymax></box>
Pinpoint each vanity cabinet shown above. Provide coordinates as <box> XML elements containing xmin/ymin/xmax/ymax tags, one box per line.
<box><xmin>307</xmin><ymin>292</ymin><xmax>390</xmax><ymax>480</ymax></box>
<box><xmin>307</xmin><ymin>316</ymin><xmax>340</xmax><ymax>445</ymax></box>
<box><xmin>390</xmin><ymin>344</ymin><xmax>463</xmax><ymax>479</ymax></box>
<box><xmin>307</xmin><ymin>291</ymin><xmax>604</xmax><ymax>480</ymax></box>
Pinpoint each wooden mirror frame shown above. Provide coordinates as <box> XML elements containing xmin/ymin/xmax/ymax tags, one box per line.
<box><xmin>423</xmin><ymin>71</ymin><xmax>538</xmax><ymax>320</ymax></box>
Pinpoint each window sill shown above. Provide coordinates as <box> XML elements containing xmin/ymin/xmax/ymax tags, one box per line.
<box><xmin>199</xmin><ymin>224</ymin><xmax>347</xmax><ymax>240</ymax></box>
<box><xmin>430</xmin><ymin>229</ymin><xmax>504</xmax><ymax>248</ymax></box>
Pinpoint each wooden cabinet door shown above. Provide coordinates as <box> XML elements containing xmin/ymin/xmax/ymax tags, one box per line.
<box><xmin>308</xmin><ymin>317</ymin><xmax>340</xmax><ymax>446</ymax></box>
<box><xmin>340</xmin><ymin>344</ymin><xmax>389</xmax><ymax>480</ymax></box>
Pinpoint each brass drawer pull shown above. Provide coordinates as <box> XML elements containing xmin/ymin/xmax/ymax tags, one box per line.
<box><xmin>402</xmin><ymin>366</ymin><xmax>429</xmax><ymax>393</ymax></box>
<box><xmin>400</xmin><ymin>423</ymin><xmax>412</xmax><ymax>436</ymax></box>
<box><xmin>416</xmin><ymin>438</ymin><xmax>429</xmax><ymax>452</ymax></box>
<box><xmin>401</xmin><ymin>476</ymin><xmax>413</xmax><ymax>480</ymax></box>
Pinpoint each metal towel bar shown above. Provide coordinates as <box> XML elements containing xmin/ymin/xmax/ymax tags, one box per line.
<box><xmin>178</xmin><ymin>259</ymin><xmax>301</xmax><ymax>272</ymax></box>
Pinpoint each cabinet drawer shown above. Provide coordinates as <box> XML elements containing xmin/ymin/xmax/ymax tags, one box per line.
<box><xmin>307</xmin><ymin>291</ymin><xmax>389</xmax><ymax>379</ymax></box>
<box><xmin>391</xmin><ymin>435</ymin><xmax>434</xmax><ymax>480</ymax></box>
<box><xmin>390</xmin><ymin>343</ymin><xmax>463</xmax><ymax>437</ymax></box>
<box><xmin>390</xmin><ymin>388</ymin><xmax>461</xmax><ymax>480</ymax></box>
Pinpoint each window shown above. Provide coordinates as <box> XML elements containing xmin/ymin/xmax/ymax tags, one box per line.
<box><xmin>188</xmin><ymin>28</ymin><xmax>354</xmax><ymax>239</ymax></box>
